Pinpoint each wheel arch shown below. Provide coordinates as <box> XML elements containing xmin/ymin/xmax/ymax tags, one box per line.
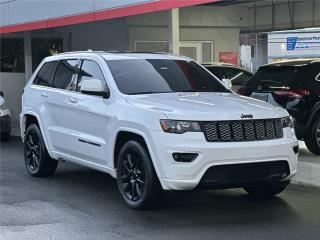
<box><xmin>21</xmin><ymin>112</ymin><xmax>54</xmax><ymax>158</ymax></box>
<box><xmin>307</xmin><ymin>102</ymin><xmax>320</xmax><ymax>130</ymax></box>
<box><xmin>113</xmin><ymin>128</ymin><xmax>163</xmax><ymax>180</ymax></box>
<box><xmin>22</xmin><ymin>113</ymin><xmax>40</xmax><ymax>139</ymax></box>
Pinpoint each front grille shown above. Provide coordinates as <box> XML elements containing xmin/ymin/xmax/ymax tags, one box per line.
<box><xmin>200</xmin><ymin>119</ymin><xmax>283</xmax><ymax>142</ymax></box>
<box><xmin>200</xmin><ymin>161</ymin><xmax>290</xmax><ymax>187</ymax></box>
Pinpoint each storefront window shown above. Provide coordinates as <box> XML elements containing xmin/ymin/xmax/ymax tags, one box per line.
<box><xmin>31</xmin><ymin>38</ymin><xmax>63</xmax><ymax>71</ymax></box>
<box><xmin>0</xmin><ymin>38</ymin><xmax>25</xmax><ymax>73</ymax></box>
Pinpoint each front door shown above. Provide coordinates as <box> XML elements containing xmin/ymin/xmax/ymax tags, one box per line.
<box><xmin>66</xmin><ymin>59</ymin><xmax>111</xmax><ymax>166</ymax></box>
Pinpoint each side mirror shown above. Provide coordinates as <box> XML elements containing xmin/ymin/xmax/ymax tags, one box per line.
<box><xmin>0</xmin><ymin>91</ymin><xmax>3</xmax><ymax>97</ymax></box>
<box><xmin>221</xmin><ymin>78</ymin><xmax>232</xmax><ymax>89</ymax></box>
<box><xmin>80</xmin><ymin>79</ymin><xmax>110</xmax><ymax>99</ymax></box>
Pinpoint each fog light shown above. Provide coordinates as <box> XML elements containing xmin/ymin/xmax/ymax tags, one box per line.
<box><xmin>172</xmin><ymin>153</ymin><xmax>198</xmax><ymax>162</ymax></box>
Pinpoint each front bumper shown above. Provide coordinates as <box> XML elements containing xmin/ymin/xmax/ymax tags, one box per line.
<box><xmin>148</xmin><ymin>128</ymin><xmax>298</xmax><ymax>190</ymax></box>
<box><xmin>0</xmin><ymin>114</ymin><xmax>11</xmax><ymax>134</ymax></box>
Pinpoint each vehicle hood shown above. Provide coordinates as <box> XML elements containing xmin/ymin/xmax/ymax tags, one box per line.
<box><xmin>125</xmin><ymin>92</ymin><xmax>288</xmax><ymax>121</ymax></box>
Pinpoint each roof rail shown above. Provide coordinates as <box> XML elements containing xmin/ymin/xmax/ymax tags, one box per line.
<box><xmin>106</xmin><ymin>51</ymin><xmax>170</xmax><ymax>54</ymax></box>
<box><xmin>54</xmin><ymin>50</ymin><xmax>173</xmax><ymax>56</ymax></box>
<box><xmin>55</xmin><ymin>50</ymin><xmax>106</xmax><ymax>55</ymax></box>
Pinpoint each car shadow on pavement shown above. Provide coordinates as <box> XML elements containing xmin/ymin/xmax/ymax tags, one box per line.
<box><xmin>1</xmin><ymin>138</ymin><xmax>300</xmax><ymax>231</ymax></box>
<box><xmin>50</xmin><ymin>162</ymin><xmax>299</xmax><ymax>227</ymax></box>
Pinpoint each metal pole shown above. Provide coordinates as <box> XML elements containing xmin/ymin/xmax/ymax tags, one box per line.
<box><xmin>168</xmin><ymin>8</ymin><xmax>180</xmax><ymax>55</ymax></box>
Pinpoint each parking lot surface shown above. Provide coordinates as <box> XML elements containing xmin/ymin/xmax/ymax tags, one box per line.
<box><xmin>1</xmin><ymin>138</ymin><xmax>320</xmax><ymax>240</ymax></box>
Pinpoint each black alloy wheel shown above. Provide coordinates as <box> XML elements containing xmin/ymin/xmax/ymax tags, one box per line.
<box><xmin>24</xmin><ymin>124</ymin><xmax>58</xmax><ymax>177</ymax></box>
<box><xmin>116</xmin><ymin>140</ymin><xmax>162</xmax><ymax>210</ymax></box>
<box><xmin>119</xmin><ymin>150</ymin><xmax>146</xmax><ymax>202</ymax></box>
<box><xmin>25</xmin><ymin>131</ymin><xmax>41</xmax><ymax>174</ymax></box>
<box><xmin>305</xmin><ymin>116</ymin><xmax>320</xmax><ymax>155</ymax></box>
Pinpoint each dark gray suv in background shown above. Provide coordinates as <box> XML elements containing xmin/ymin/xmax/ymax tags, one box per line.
<box><xmin>0</xmin><ymin>91</ymin><xmax>11</xmax><ymax>142</ymax></box>
<box><xmin>238</xmin><ymin>59</ymin><xmax>320</xmax><ymax>155</ymax></box>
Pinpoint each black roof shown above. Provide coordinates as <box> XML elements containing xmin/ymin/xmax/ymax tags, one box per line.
<box><xmin>203</xmin><ymin>63</ymin><xmax>253</xmax><ymax>74</ymax></box>
<box><xmin>262</xmin><ymin>59</ymin><xmax>320</xmax><ymax>68</ymax></box>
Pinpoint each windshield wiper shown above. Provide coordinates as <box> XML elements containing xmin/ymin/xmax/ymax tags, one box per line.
<box><xmin>128</xmin><ymin>91</ymin><xmax>172</xmax><ymax>95</ymax></box>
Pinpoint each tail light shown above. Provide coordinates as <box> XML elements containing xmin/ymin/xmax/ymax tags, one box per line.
<box><xmin>273</xmin><ymin>89</ymin><xmax>310</xmax><ymax>98</ymax></box>
<box><xmin>237</xmin><ymin>87</ymin><xmax>247</xmax><ymax>95</ymax></box>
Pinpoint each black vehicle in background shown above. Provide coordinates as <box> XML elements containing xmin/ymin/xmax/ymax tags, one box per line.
<box><xmin>0</xmin><ymin>91</ymin><xmax>11</xmax><ymax>142</ymax></box>
<box><xmin>204</xmin><ymin>63</ymin><xmax>253</xmax><ymax>91</ymax></box>
<box><xmin>238</xmin><ymin>59</ymin><xmax>320</xmax><ymax>155</ymax></box>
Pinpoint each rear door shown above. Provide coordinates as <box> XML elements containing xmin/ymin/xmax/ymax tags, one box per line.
<box><xmin>31</xmin><ymin>61</ymin><xmax>59</xmax><ymax>149</ymax></box>
<box><xmin>65</xmin><ymin>59</ymin><xmax>111</xmax><ymax>166</ymax></box>
<box><xmin>45</xmin><ymin>59</ymin><xmax>80</xmax><ymax>154</ymax></box>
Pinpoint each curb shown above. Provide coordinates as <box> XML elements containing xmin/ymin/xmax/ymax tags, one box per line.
<box><xmin>293</xmin><ymin>160</ymin><xmax>320</xmax><ymax>188</ymax></box>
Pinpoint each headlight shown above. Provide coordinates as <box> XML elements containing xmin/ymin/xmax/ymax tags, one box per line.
<box><xmin>160</xmin><ymin>120</ymin><xmax>201</xmax><ymax>134</ymax></box>
<box><xmin>281</xmin><ymin>116</ymin><xmax>294</xmax><ymax>128</ymax></box>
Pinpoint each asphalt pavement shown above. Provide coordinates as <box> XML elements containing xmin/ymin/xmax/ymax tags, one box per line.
<box><xmin>1</xmin><ymin>138</ymin><xmax>320</xmax><ymax>240</ymax></box>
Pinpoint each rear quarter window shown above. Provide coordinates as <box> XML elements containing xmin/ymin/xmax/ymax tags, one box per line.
<box><xmin>221</xmin><ymin>67</ymin><xmax>253</xmax><ymax>86</ymax></box>
<box><xmin>206</xmin><ymin>67</ymin><xmax>222</xmax><ymax>79</ymax></box>
<box><xmin>33</xmin><ymin>61</ymin><xmax>58</xmax><ymax>87</ymax></box>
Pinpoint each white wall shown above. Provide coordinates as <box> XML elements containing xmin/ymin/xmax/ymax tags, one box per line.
<box><xmin>127</xmin><ymin>6</ymin><xmax>243</xmax><ymax>62</ymax></box>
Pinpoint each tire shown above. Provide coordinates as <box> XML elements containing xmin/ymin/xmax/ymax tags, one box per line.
<box><xmin>116</xmin><ymin>140</ymin><xmax>163</xmax><ymax>210</ymax></box>
<box><xmin>244</xmin><ymin>181</ymin><xmax>290</xmax><ymax>198</ymax></box>
<box><xmin>1</xmin><ymin>132</ymin><xmax>10</xmax><ymax>142</ymax></box>
<box><xmin>24</xmin><ymin>124</ymin><xmax>58</xmax><ymax>177</ymax></box>
<box><xmin>305</xmin><ymin>116</ymin><xmax>320</xmax><ymax>155</ymax></box>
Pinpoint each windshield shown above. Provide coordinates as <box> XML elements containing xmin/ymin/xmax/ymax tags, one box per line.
<box><xmin>247</xmin><ymin>66</ymin><xmax>307</xmax><ymax>90</ymax></box>
<box><xmin>106</xmin><ymin>59</ymin><xmax>229</xmax><ymax>95</ymax></box>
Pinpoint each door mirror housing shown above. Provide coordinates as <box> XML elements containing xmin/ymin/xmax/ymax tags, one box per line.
<box><xmin>80</xmin><ymin>79</ymin><xmax>110</xmax><ymax>99</ymax></box>
<box><xmin>221</xmin><ymin>78</ymin><xmax>232</xmax><ymax>89</ymax></box>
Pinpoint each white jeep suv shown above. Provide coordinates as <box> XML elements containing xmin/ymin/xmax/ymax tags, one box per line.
<box><xmin>21</xmin><ymin>51</ymin><xmax>298</xmax><ymax>209</ymax></box>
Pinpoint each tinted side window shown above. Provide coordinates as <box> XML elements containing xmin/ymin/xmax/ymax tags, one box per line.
<box><xmin>222</xmin><ymin>68</ymin><xmax>253</xmax><ymax>86</ymax></box>
<box><xmin>77</xmin><ymin>60</ymin><xmax>105</xmax><ymax>91</ymax></box>
<box><xmin>52</xmin><ymin>60</ymin><xmax>78</xmax><ymax>90</ymax></box>
<box><xmin>33</xmin><ymin>61</ymin><xmax>58</xmax><ymax>87</ymax></box>
<box><xmin>206</xmin><ymin>67</ymin><xmax>222</xmax><ymax>79</ymax></box>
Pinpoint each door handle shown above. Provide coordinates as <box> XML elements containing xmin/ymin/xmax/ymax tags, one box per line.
<box><xmin>41</xmin><ymin>93</ymin><xmax>49</xmax><ymax>97</ymax></box>
<box><xmin>68</xmin><ymin>97</ymin><xmax>78</xmax><ymax>103</ymax></box>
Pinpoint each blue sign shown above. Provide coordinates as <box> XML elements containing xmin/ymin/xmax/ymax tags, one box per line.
<box><xmin>287</xmin><ymin>37</ymin><xmax>298</xmax><ymax>51</ymax></box>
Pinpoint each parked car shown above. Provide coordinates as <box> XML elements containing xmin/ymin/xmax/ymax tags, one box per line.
<box><xmin>21</xmin><ymin>51</ymin><xmax>298</xmax><ymax>209</ymax></box>
<box><xmin>0</xmin><ymin>91</ymin><xmax>11</xmax><ymax>142</ymax></box>
<box><xmin>238</xmin><ymin>59</ymin><xmax>320</xmax><ymax>155</ymax></box>
<box><xmin>203</xmin><ymin>63</ymin><xmax>253</xmax><ymax>91</ymax></box>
